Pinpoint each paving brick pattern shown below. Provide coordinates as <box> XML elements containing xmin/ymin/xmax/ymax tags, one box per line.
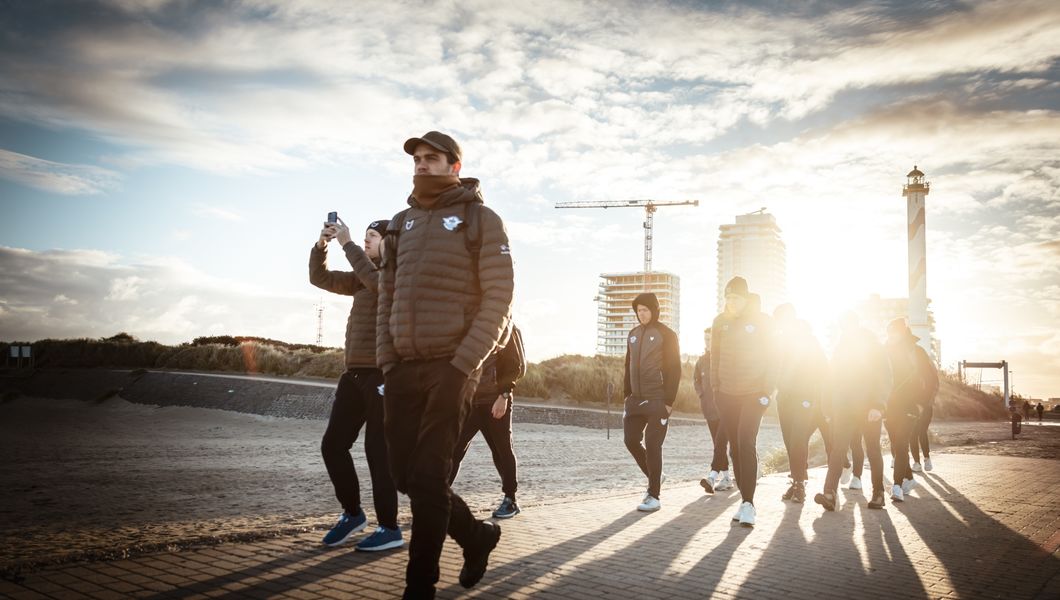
<box><xmin>3</xmin><ymin>454</ymin><xmax>1057</xmax><ymax>599</ymax></box>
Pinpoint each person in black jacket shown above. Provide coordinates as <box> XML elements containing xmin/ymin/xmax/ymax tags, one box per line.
<box><xmin>694</xmin><ymin>327</ymin><xmax>733</xmax><ymax>494</ymax></box>
<box><xmin>773</xmin><ymin>304</ymin><xmax>829</xmax><ymax>504</ymax></box>
<box><xmin>623</xmin><ymin>292</ymin><xmax>681</xmax><ymax>513</ymax></box>
<box><xmin>449</xmin><ymin>324</ymin><xmax>526</xmax><ymax>519</ymax></box>
<box><xmin>309</xmin><ymin>218</ymin><xmax>402</xmax><ymax>552</ymax></box>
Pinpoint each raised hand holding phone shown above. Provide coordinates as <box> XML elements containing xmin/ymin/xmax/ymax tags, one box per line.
<box><xmin>334</xmin><ymin>216</ymin><xmax>352</xmax><ymax>246</ymax></box>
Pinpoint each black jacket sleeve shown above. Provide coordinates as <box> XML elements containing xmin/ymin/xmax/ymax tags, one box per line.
<box><xmin>623</xmin><ymin>335</ymin><xmax>632</xmax><ymax>399</ymax></box>
<box><xmin>662</xmin><ymin>326</ymin><xmax>682</xmax><ymax>407</ymax></box>
<box><xmin>494</xmin><ymin>326</ymin><xmax>526</xmax><ymax>394</ymax></box>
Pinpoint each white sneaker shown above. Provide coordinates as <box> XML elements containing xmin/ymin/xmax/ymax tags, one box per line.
<box><xmin>732</xmin><ymin>506</ymin><xmax>742</xmax><ymax>521</ymax></box>
<box><xmin>849</xmin><ymin>476</ymin><xmax>863</xmax><ymax>490</ymax></box>
<box><xmin>901</xmin><ymin>478</ymin><xmax>916</xmax><ymax>495</ymax></box>
<box><xmin>891</xmin><ymin>484</ymin><xmax>904</xmax><ymax>502</ymax></box>
<box><xmin>715</xmin><ymin>472</ymin><xmax>734</xmax><ymax>491</ymax></box>
<box><xmin>840</xmin><ymin>466</ymin><xmax>852</xmax><ymax>485</ymax></box>
<box><xmin>911</xmin><ymin>462</ymin><xmax>923</xmax><ymax>473</ymax></box>
<box><xmin>924</xmin><ymin>458</ymin><xmax>933</xmax><ymax>472</ymax></box>
<box><xmin>738</xmin><ymin>502</ymin><xmax>756</xmax><ymax>527</ymax></box>
<box><xmin>637</xmin><ymin>493</ymin><xmax>661</xmax><ymax>512</ymax></box>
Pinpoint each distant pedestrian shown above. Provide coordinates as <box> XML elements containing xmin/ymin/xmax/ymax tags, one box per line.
<box><xmin>450</xmin><ymin>323</ymin><xmax>526</xmax><ymax>519</ymax></box>
<box><xmin>309</xmin><ymin>217</ymin><xmax>402</xmax><ymax>552</ymax></box>
<box><xmin>711</xmin><ymin>278</ymin><xmax>776</xmax><ymax>527</ymax></box>
<box><xmin>1023</xmin><ymin>400</ymin><xmax>1032</xmax><ymax>421</ymax></box>
<box><xmin>377</xmin><ymin>131</ymin><xmax>515</xmax><ymax>598</ymax></box>
<box><xmin>694</xmin><ymin>327</ymin><xmax>733</xmax><ymax>494</ymax></box>
<box><xmin>814</xmin><ymin>312</ymin><xmax>890</xmax><ymax>512</ymax></box>
<box><xmin>1036</xmin><ymin>403</ymin><xmax>1045</xmax><ymax>423</ymax></box>
<box><xmin>773</xmin><ymin>304</ymin><xmax>829</xmax><ymax>504</ymax></box>
<box><xmin>622</xmin><ymin>292</ymin><xmax>682</xmax><ymax>512</ymax></box>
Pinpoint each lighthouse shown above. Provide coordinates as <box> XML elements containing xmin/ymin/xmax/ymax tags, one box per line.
<box><xmin>902</xmin><ymin>166</ymin><xmax>933</xmax><ymax>359</ymax></box>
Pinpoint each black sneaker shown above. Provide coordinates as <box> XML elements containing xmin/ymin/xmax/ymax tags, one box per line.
<box><xmin>791</xmin><ymin>481</ymin><xmax>806</xmax><ymax>504</ymax></box>
<box><xmin>868</xmin><ymin>490</ymin><xmax>886</xmax><ymax>509</ymax></box>
<box><xmin>492</xmin><ymin>496</ymin><xmax>520</xmax><ymax>519</ymax></box>
<box><xmin>814</xmin><ymin>492</ymin><xmax>836</xmax><ymax>511</ymax></box>
<box><xmin>459</xmin><ymin>521</ymin><xmax>501</xmax><ymax>589</ymax></box>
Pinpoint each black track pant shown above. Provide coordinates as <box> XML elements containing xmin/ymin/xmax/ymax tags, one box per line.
<box><xmin>886</xmin><ymin>412</ymin><xmax>916</xmax><ymax>485</ymax></box>
<box><xmin>384</xmin><ymin>358</ymin><xmax>490</xmax><ymax>597</ymax></box>
<box><xmin>450</xmin><ymin>400</ymin><xmax>518</xmax><ymax>498</ymax></box>
<box><xmin>910</xmin><ymin>404</ymin><xmax>933</xmax><ymax>463</ymax></box>
<box><xmin>624</xmin><ymin>412</ymin><xmax>670</xmax><ymax>499</ymax></box>
<box><xmin>706</xmin><ymin>418</ymin><xmax>730</xmax><ymax>472</ymax></box>
<box><xmin>716</xmin><ymin>392</ymin><xmax>768</xmax><ymax>504</ymax></box>
<box><xmin>776</xmin><ymin>394</ymin><xmax>832</xmax><ymax>482</ymax></box>
<box><xmin>824</xmin><ymin>413</ymin><xmax>883</xmax><ymax>494</ymax></box>
<box><xmin>321</xmin><ymin>368</ymin><xmax>398</xmax><ymax>529</ymax></box>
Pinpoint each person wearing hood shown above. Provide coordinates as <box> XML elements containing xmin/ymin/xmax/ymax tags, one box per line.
<box><xmin>813</xmin><ymin>312</ymin><xmax>891</xmax><ymax>512</ymax></box>
<box><xmin>622</xmin><ymin>292</ymin><xmax>682</xmax><ymax>512</ymax></box>
<box><xmin>310</xmin><ymin>218</ymin><xmax>403</xmax><ymax>552</ymax></box>
<box><xmin>710</xmin><ymin>277</ymin><xmax>776</xmax><ymax>527</ymax></box>
<box><xmin>884</xmin><ymin>318</ymin><xmax>932</xmax><ymax>503</ymax></box>
<box><xmin>772</xmin><ymin>304</ymin><xmax>829</xmax><ymax>504</ymax></box>
<box><xmin>377</xmin><ymin>131</ymin><xmax>514</xmax><ymax>599</ymax></box>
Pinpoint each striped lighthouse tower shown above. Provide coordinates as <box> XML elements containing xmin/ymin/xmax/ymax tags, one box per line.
<box><xmin>902</xmin><ymin>166</ymin><xmax>933</xmax><ymax>359</ymax></box>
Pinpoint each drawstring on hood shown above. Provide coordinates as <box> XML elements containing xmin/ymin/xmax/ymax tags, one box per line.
<box><xmin>411</xmin><ymin>174</ymin><xmax>461</xmax><ymax>210</ymax></box>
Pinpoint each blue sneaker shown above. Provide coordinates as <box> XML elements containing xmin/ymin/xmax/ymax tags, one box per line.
<box><xmin>322</xmin><ymin>510</ymin><xmax>367</xmax><ymax>547</ymax></box>
<box><xmin>355</xmin><ymin>526</ymin><xmax>404</xmax><ymax>552</ymax></box>
<box><xmin>492</xmin><ymin>496</ymin><xmax>520</xmax><ymax>519</ymax></box>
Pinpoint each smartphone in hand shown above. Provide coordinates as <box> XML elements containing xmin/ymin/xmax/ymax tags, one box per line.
<box><xmin>327</xmin><ymin>211</ymin><xmax>338</xmax><ymax>224</ymax></box>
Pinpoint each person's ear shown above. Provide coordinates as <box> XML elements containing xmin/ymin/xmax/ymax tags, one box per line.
<box><xmin>451</xmin><ymin>161</ymin><xmax>461</xmax><ymax>176</ymax></box>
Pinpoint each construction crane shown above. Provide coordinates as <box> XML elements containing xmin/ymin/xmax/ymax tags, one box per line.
<box><xmin>554</xmin><ymin>199</ymin><xmax>699</xmax><ymax>272</ymax></box>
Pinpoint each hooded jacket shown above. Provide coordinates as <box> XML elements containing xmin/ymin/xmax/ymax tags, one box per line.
<box><xmin>774</xmin><ymin>319</ymin><xmax>827</xmax><ymax>407</ymax></box>
<box><xmin>623</xmin><ymin>293</ymin><xmax>682</xmax><ymax>407</ymax></box>
<box><xmin>308</xmin><ymin>241</ymin><xmax>380</xmax><ymax>369</ymax></box>
<box><xmin>376</xmin><ymin>177</ymin><xmax>515</xmax><ymax>376</ymax></box>
<box><xmin>710</xmin><ymin>303</ymin><xmax>776</xmax><ymax>397</ymax></box>
<box><xmin>886</xmin><ymin>333</ymin><xmax>937</xmax><ymax>416</ymax></box>
<box><xmin>827</xmin><ymin>325</ymin><xmax>890</xmax><ymax>417</ymax></box>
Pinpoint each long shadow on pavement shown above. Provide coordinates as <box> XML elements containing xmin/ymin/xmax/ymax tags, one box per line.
<box><xmin>905</xmin><ymin>471</ymin><xmax>1060</xmax><ymax>599</ymax></box>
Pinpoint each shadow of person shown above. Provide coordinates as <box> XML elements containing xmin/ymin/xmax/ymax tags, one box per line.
<box><xmin>143</xmin><ymin>539</ymin><xmax>394</xmax><ymax>600</ymax></box>
<box><xmin>443</xmin><ymin>490</ymin><xmax>743</xmax><ymax>598</ymax></box>
<box><xmin>906</xmin><ymin>469</ymin><xmax>1060</xmax><ymax>599</ymax></box>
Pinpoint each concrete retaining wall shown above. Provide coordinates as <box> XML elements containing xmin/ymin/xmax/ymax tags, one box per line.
<box><xmin>0</xmin><ymin>368</ymin><xmax>704</xmax><ymax>430</ymax></box>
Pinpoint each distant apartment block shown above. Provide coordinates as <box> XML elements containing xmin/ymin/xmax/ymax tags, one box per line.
<box><xmin>856</xmin><ymin>293</ymin><xmax>941</xmax><ymax>364</ymax></box>
<box><xmin>597</xmin><ymin>271</ymin><xmax>680</xmax><ymax>356</ymax></box>
<box><xmin>716</xmin><ymin>210</ymin><xmax>787</xmax><ymax>313</ymax></box>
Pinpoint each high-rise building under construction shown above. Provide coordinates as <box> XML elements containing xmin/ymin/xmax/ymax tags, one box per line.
<box><xmin>716</xmin><ymin>210</ymin><xmax>787</xmax><ymax>314</ymax></box>
<box><xmin>596</xmin><ymin>271</ymin><xmax>680</xmax><ymax>356</ymax></box>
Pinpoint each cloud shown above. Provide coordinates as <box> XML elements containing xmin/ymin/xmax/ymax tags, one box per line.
<box><xmin>0</xmin><ymin>246</ymin><xmax>331</xmax><ymax>346</ymax></box>
<box><xmin>0</xmin><ymin>148</ymin><xmax>120</xmax><ymax>195</ymax></box>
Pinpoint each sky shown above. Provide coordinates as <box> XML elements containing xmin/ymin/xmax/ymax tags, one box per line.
<box><xmin>1</xmin><ymin>0</ymin><xmax>1058</xmax><ymax>399</ymax></box>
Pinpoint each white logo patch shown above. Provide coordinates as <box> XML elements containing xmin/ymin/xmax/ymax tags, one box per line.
<box><xmin>370</xmin><ymin>221</ymin><xmax>380</xmax><ymax>228</ymax></box>
<box><xmin>649</xmin><ymin>336</ymin><xmax>656</xmax><ymax>342</ymax></box>
<box><xmin>802</xmin><ymin>400</ymin><xmax>811</xmax><ymax>409</ymax></box>
<box><xmin>377</xmin><ymin>384</ymin><xmax>385</xmax><ymax>396</ymax></box>
<box><xmin>405</xmin><ymin>219</ymin><xmax>415</xmax><ymax>231</ymax></box>
<box><xmin>500</xmin><ymin>243</ymin><xmax>510</xmax><ymax>255</ymax></box>
<box><xmin>630</xmin><ymin>335</ymin><xmax>637</xmax><ymax>344</ymax></box>
<box><xmin>759</xmin><ymin>396</ymin><xmax>770</xmax><ymax>406</ymax></box>
<box><xmin>745</xmin><ymin>324</ymin><xmax>756</xmax><ymax>333</ymax></box>
<box><xmin>660</xmin><ymin>418</ymin><xmax>669</xmax><ymax>426</ymax></box>
<box><xmin>442</xmin><ymin>215</ymin><xmax>463</xmax><ymax>231</ymax></box>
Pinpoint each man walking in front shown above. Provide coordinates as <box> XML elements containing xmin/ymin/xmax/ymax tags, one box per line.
<box><xmin>377</xmin><ymin>131</ymin><xmax>514</xmax><ymax>599</ymax></box>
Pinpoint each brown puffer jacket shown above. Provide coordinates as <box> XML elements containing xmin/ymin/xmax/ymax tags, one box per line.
<box><xmin>376</xmin><ymin>178</ymin><xmax>514</xmax><ymax>375</ymax></box>
<box><xmin>710</xmin><ymin>308</ymin><xmax>777</xmax><ymax>397</ymax></box>
<box><xmin>309</xmin><ymin>242</ymin><xmax>380</xmax><ymax>369</ymax></box>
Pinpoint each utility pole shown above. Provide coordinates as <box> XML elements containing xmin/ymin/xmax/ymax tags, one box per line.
<box><xmin>554</xmin><ymin>199</ymin><xmax>699</xmax><ymax>272</ymax></box>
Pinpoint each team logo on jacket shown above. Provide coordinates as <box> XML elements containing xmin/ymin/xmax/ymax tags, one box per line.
<box><xmin>745</xmin><ymin>324</ymin><xmax>756</xmax><ymax>333</ymax></box>
<box><xmin>630</xmin><ymin>335</ymin><xmax>637</xmax><ymax>344</ymax></box>
<box><xmin>377</xmin><ymin>384</ymin><xmax>385</xmax><ymax>396</ymax></box>
<box><xmin>405</xmin><ymin>219</ymin><xmax>415</xmax><ymax>231</ymax></box>
<box><xmin>649</xmin><ymin>335</ymin><xmax>655</xmax><ymax>342</ymax></box>
<box><xmin>500</xmin><ymin>243</ymin><xmax>510</xmax><ymax>255</ymax></box>
<box><xmin>660</xmin><ymin>418</ymin><xmax>668</xmax><ymax>426</ymax></box>
<box><xmin>759</xmin><ymin>396</ymin><xmax>770</xmax><ymax>406</ymax></box>
<box><xmin>802</xmin><ymin>400</ymin><xmax>811</xmax><ymax>409</ymax></box>
<box><xmin>442</xmin><ymin>215</ymin><xmax>463</xmax><ymax>231</ymax></box>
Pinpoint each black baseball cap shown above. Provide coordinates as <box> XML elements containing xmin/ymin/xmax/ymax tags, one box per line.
<box><xmin>403</xmin><ymin>131</ymin><xmax>462</xmax><ymax>163</ymax></box>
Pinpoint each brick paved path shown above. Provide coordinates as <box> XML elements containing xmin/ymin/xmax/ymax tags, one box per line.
<box><xmin>3</xmin><ymin>454</ymin><xmax>1057</xmax><ymax>599</ymax></box>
